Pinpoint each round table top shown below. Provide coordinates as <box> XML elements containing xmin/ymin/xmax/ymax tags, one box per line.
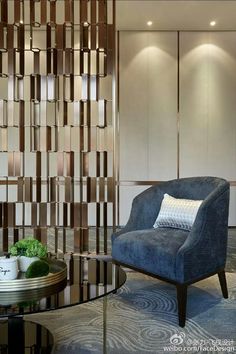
<box><xmin>0</xmin><ymin>255</ymin><xmax>126</xmax><ymax>318</ymax></box>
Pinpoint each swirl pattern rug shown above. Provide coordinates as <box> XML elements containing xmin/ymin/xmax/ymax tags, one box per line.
<box><xmin>27</xmin><ymin>271</ymin><xmax>236</xmax><ymax>354</ymax></box>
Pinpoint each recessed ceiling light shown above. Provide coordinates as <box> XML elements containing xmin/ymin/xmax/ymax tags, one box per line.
<box><xmin>147</xmin><ymin>21</ymin><xmax>153</xmax><ymax>26</ymax></box>
<box><xmin>210</xmin><ymin>20</ymin><xmax>216</xmax><ymax>27</ymax></box>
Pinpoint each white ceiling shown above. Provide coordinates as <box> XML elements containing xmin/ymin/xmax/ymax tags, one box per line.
<box><xmin>116</xmin><ymin>1</ymin><xmax>236</xmax><ymax>31</ymax></box>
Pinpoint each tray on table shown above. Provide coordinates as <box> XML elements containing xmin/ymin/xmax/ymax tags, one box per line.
<box><xmin>0</xmin><ymin>258</ymin><xmax>67</xmax><ymax>292</ymax></box>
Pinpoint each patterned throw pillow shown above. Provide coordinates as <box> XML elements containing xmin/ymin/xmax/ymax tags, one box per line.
<box><xmin>153</xmin><ymin>193</ymin><xmax>203</xmax><ymax>231</ymax></box>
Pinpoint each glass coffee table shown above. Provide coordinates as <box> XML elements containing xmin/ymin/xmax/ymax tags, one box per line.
<box><xmin>0</xmin><ymin>255</ymin><xmax>126</xmax><ymax>354</ymax></box>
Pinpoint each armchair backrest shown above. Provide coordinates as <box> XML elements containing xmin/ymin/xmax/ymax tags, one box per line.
<box><xmin>130</xmin><ymin>177</ymin><xmax>229</xmax><ymax>231</ymax></box>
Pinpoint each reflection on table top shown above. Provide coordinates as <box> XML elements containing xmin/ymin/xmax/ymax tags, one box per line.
<box><xmin>0</xmin><ymin>254</ymin><xmax>126</xmax><ymax>318</ymax></box>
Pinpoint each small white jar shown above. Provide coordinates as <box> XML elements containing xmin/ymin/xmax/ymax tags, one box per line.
<box><xmin>0</xmin><ymin>256</ymin><xmax>18</xmax><ymax>280</ymax></box>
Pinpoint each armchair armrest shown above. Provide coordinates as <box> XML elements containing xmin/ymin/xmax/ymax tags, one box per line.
<box><xmin>176</xmin><ymin>182</ymin><xmax>230</xmax><ymax>283</ymax></box>
<box><xmin>112</xmin><ymin>185</ymin><xmax>164</xmax><ymax>239</ymax></box>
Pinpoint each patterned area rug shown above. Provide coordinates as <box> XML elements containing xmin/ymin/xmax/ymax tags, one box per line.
<box><xmin>27</xmin><ymin>271</ymin><xmax>236</xmax><ymax>354</ymax></box>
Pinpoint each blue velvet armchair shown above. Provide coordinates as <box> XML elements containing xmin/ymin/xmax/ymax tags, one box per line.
<box><xmin>112</xmin><ymin>177</ymin><xmax>230</xmax><ymax>327</ymax></box>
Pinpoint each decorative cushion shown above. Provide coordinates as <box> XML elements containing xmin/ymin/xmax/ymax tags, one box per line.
<box><xmin>153</xmin><ymin>193</ymin><xmax>203</xmax><ymax>231</ymax></box>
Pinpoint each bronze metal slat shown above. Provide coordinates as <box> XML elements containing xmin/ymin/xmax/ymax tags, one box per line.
<box><xmin>70</xmin><ymin>74</ymin><xmax>74</xmax><ymax>101</ymax></box>
<box><xmin>81</xmin><ymin>203</ymin><xmax>88</xmax><ymax>228</ymax></box>
<box><xmin>17</xmin><ymin>177</ymin><xmax>23</xmax><ymax>202</ymax></box>
<box><xmin>14</xmin><ymin>0</ymin><xmax>21</xmax><ymax>24</ymax></box>
<box><xmin>32</xmin><ymin>202</ymin><xmax>37</xmax><ymax>227</ymax></box>
<box><xmin>57</xmin><ymin>152</ymin><xmax>64</xmax><ymax>176</ymax></box>
<box><xmin>82</xmin><ymin>228</ymin><xmax>89</xmax><ymax>253</ymax></box>
<box><xmin>103</xmin><ymin>202</ymin><xmax>107</xmax><ymax>254</ymax></box>
<box><xmin>82</xmin><ymin>152</ymin><xmax>89</xmax><ymax>176</ymax></box>
<box><xmin>3</xmin><ymin>228</ymin><xmax>8</xmax><ymax>252</ymax></box>
<box><xmin>8</xmin><ymin>202</ymin><xmax>15</xmax><ymax>228</ymax></box>
<box><xmin>72</xmin><ymin>202</ymin><xmax>81</xmax><ymax>228</ymax></box>
<box><xmin>47</xmin><ymin>126</ymin><xmax>51</xmax><ymax>151</ymax></box>
<box><xmin>50</xmin><ymin>1</ymin><xmax>56</xmax><ymax>24</ymax></box>
<box><xmin>81</xmin><ymin>25</ymin><xmax>89</xmax><ymax>51</ymax></box>
<box><xmin>30</xmin><ymin>0</ymin><xmax>35</xmax><ymax>24</ymax></box>
<box><xmin>14</xmin><ymin>152</ymin><xmax>21</xmax><ymax>176</ymax></box>
<box><xmin>34</xmin><ymin>51</ymin><xmax>40</xmax><ymax>74</ymax></box>
<box><xmin>40</xmin><ymin>203</ymin><xmax>47</xmax><ymax>227</ymax></box>
<box><xmin>7</xmin><ymin>25</ymin><xmax>14</xmax><ymax>50</ymax></box>
<box><xmin>1</xmin><ymin>0</ymin><xmax>8</xmax><ymax>24</ymax></box>
<box><xmin>63</xmin><ymin>101</ymin><xmax>68</xmax><ymax>125</ymax></box>
<box><xmin>47</xmin><ymin>23</ymin><xmax>52</xmax><ymax>48</ymax></box>
<box><xmin>65</xmin><ymin>49</ymin><xmax>72</xmax><ymax>75</ymax></box>
<box><xmin>99</xmin><ymin>0</ymin><xmax>107</xmax><ymax>23</ymax></box>
<box><xmin>88</xmin><ymin>259</ymin><xmax>98</xmax><ymax>284</ymax></box>
<box><xmin>56</xmin><ymin>25</ymin><xmax>64</xmax><ymax>49</ymax></box>
<box><xmin>63</xmin><ymin>202</ymin><xmax>68</xmax><ymax>227</ymax></box>
<box><xmin>25</xmin><ymin>177</ymin><xmax>33</xmax><ymax>202</ymax></box>
<box><xmin>53</xmin><ymin>47</ymin><xmax>57</xmax><ymax>76</ymax></box>
<box><xmin>96</xmin><ymin>151</ymin><xmax>100</xmax><ymax>177</ymax></box>
<box><xmin>107</xmin><ymin>177</ymin><xmax>113</xmax><ymax>202</ymax></box>
<box><xmin>8</xmin><ymin>152</ymin><xmax>14</xmax><ymax>176</ymax></box>
<box><xmin>50</xmin><ymin>177</ymin><xmax>56</xmax><ymax>202</ymax></box>
<box><xmin>65</xmin><ymin>0</ymin><xmax>73</xmax><ymax>23</ymax></box>
<box><xmin>57</xmin><ymin>50</ymin><xmax>63</xmax><ymax>75</ymax></box>
<box><xmin>8</xmin><ymin>51</ymin><xmax>15</xmax><ymax>76</ymax></box>
<box><xmin>18</xmin><ymin>24</ymin><xmax>24</xmax><ymax>51</ymax></box>
<box><xmin>19</xmin><ymin>101</ymin><xmax>25</xmax><ymax>152</ymax></box>
<box><xmin>74</xmin><ymin>228</ymin><xmax>82</xmax><ymax>253</ymax></box>
<box><xmin>91</xmin><ymin>0</ymin><xmax>97</xmax><ymax>49</ymax></box>
<box><xmin>0</xmin><ymin>24</ymin><xmax>4</xmax><ymax>51</ymax></box>
<box><xmin>3</xmin><ymin>202</ymin><xmax>8</xmax><ymax>228</ymax></box>
<box><xmin>70</xmin><ymin>202</ymin><xmax>74</xmax><ymax>228</ymax></box>
<box><xmin>66</xmin><ymin>152</ymin><xmax>74</xmax><ymax>177</ymax></box>
<box><xmin>80</xmin><ymin>0</ymin><xmax>88</xmax><ymax>23</ymax></box>
<box><xmin>106</xmin><ymin>26</ymin><xmax>113</xmax><ymax>75</ymax></box>
<box><xmin>36</xmin><ymin>74</ymin><xmax>41</xmax><ymax>102</ymax></box>
<box><xmin>19</xmin><ymin>50</ymin><xmax>24</xmax><ymax>77</ymax></box>
<box><xmin>14</xmin><ymin>228</ymin><xmax>19</xmax><ymax>243</ymax></box>
<box><xmin>99</xmin><ymin>177</ymin><xmax>105</xmax><ymax>202</ymax></box>
<box><xmin>65</xmin><ymin>176</ymin><xmax>71</xmax><ymax>203</ymax></box>
<box><xmin>90</xmin><ymin>177</ymin><xmax>97</xmax><ymax>202</ymax></box>
<box><xmin>103</xmin><ymin>151</ymin><xmax>107</xmax><ymax>177</ymax></box>
<box><xmin>50</xmin><ymin>202</ymin><xmax>56</xmax><ymax>226</ymax></box>
<box><xmin>41</xmin><ymin>0</ymin><xmax>47</xmax><ymax>25</ymax></box>
<box><xmin>36</xmin><ymin>176</ymin><xmax>41</xmax><ymax>202</ymax></box>
<box><xmin>36</xmin><ymin>151</ymin><xmax>41</xmax><ymax>177</ymax></box>
<box><xmin>96</xmin><ymin>203</ymin><xmax>100</xmax><ymax>253</ymax></box>
<box><xmin>99</xmin><ymin>24</ymin><xmax>107</xmax><ymax>51</ymax></box>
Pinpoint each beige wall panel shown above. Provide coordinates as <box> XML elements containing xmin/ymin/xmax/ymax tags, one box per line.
<box><xmin>180</xmin><ymin>32</ymin><xmax>236</xmax><ymax>179</ymax></box>
<box><xmin>120</xmin><ymin>31</ymin><xmax>178</xmax><ymax>181</ymax></box>
<box><xmin>119</xmin><ymin>185</ymin><xmax>150</xmax><ymax>226</ymax></box>
<box><xmin>180</xmin><ymin>32</ymin><xmax>236</xmax><ymax>224</ymax></box>
<box><xmin>120</xmin><ymin>31</ymin><xmax>149</xmax><ymax>180</ymax></box>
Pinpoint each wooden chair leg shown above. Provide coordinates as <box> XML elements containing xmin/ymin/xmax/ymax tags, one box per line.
<box><xmin>218</xmin><ymin>270</ymin><xmax>228</xmax><ymax>299</ymax></box>
<box><xmin>176</xmin><ymin>284</ymin><xmax>187</xmax><ymax>327</ymax></box>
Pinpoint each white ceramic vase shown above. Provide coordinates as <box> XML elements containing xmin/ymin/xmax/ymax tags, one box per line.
<box><xmin>0</xmin><ymin>256</ymin><xmax>18</xmax><ymax>280</ymax></box>
<box><xmin>18</xmin><ymin>256</ymin><xmax>39</xmax><ymax>272</ymax></box>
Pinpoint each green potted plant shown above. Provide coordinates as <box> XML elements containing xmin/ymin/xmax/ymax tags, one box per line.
<box><xmin>10</xmin><ymin>237</ymin><xmax>47</xmax><ymax>272</ymax></box>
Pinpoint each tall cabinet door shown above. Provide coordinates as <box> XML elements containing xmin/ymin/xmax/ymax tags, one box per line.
<box><xmin>179</xmin><ymin>32</ymin><xmax>236</xmax><ymax>224</ymax></box>
<box><xmin>119</xmin><ymin>31</ymin><xmax>178</xmax><ymax>225</ymax></box>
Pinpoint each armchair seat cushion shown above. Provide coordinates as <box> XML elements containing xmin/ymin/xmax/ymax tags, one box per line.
<box><xmin>112</xmin><ymin>228</ymin><xmax>189</xmax><ymax>282</ymax></box>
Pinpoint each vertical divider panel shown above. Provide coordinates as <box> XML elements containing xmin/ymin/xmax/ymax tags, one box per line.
<box><xmin>0</xmin><ymin>0</ymin><xmax>116</xmax><ymax>254</ymax></box>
